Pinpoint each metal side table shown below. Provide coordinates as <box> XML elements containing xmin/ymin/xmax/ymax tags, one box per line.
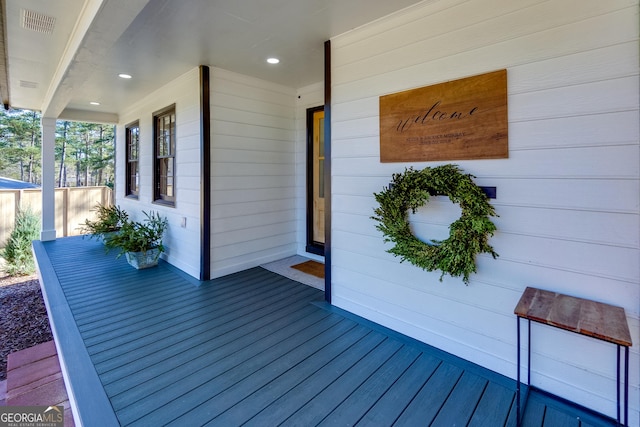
<box><xmin>514</xmin><ymin>286</ymin><xmax>632</xmax><ymax>426</ymax></box>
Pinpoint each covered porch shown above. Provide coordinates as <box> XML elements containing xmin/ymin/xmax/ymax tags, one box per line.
<box><xmin>33</xmin><ymin>236</ymin><xmax>615</xmax><ymax>426</ymax></box>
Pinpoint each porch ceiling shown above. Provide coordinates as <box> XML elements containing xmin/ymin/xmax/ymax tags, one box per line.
<box><xmin>2</xmin><ymin>0</ymin><xmax>424</xmax><ymax>123</ymax></box>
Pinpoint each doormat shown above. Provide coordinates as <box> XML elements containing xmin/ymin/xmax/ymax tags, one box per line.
<box><xmin>291</xmin><ymin>260</ymin><xmax>325</xmax><ymax>279</ymax></box>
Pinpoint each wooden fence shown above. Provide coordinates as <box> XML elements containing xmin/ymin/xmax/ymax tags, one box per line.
<box><xmin>0</xmin><ymin>186</ymin><xmax>113</xmax><ymax>247</ymax></box>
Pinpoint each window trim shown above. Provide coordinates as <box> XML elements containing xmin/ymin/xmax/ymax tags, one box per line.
<box><xmin>125</xmin><ymin>120</ymin><xmax>140</xmax><ymax>199</ymax></box>
<box><xmin>153</xmin><ymin>104</ymin><xmax>176</xmax><ymax>207</ymax></box>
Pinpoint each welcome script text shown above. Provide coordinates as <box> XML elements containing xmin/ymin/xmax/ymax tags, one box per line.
<box><xmin>396</xmin><ymin>100</ymin><xmax>478</xmax><ymax>133</ymax></box>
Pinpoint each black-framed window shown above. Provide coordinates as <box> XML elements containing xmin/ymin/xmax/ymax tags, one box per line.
<box><xmin>153</xmin><ymin>105</ymin><xmax>176</xmax><ymax>206</ymax></box>
<box><xmin>125</xmin><ymin>121</ymin><xmax>139</xmax><ymax>199</ymax></box>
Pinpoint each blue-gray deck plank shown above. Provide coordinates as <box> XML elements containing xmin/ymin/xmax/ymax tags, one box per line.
<box><xmin>315</xmin><ymin>345</ymin><xmax>422</xmax><ymax>426</ymax></box>
<box><xmin>279</xmin><ymin>337</ymin><xmax>404</xmax><ymax>426</ymax></box>
<box><xmin>242</xmin><ymin>330</ymin><xmax>388</xmax><ymax>426</ymax></box>
<box><xmin>433</xmin><ymin>371</ymin><xmax>489</xmax><ymax>425</ymax></box>
<box><xmin>468</xmin><ymin>382</ymin><xmax>517</xmax><ymax>427</ymax></box>
<box><xmin>34</xmin><ymin>236</ymin><xmax>618</xmax><ymax>427</ymax></box>
<box><xmin>354</xmin><ymin>353</ymin><xmax>442</xmax><ymax>426</ymax></box>
<box><xmin>106</xmin><ymin>303</ymin><xmax>324</xmax><ymax>401</ymax></box>
<box><xmin>207</xmin><ymin>324</ymin><xmax>374</xmax><ymax>426</ymax></box>
<box><xmin>393</xmin><ymin>362</ymin><xmax>465</xmax><ymax>426</ymax></box>
<box><xmin>123</xmin><ymin>315</ymin><xmax>352</xmax><ymax>425</ymax></box>
<box><xmin>94</xmin><ymin>282</ymin><xmax>320</xmax><ymax>371</ymax></box>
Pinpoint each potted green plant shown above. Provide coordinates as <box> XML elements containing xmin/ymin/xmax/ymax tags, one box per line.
<box><xmin>81</xmin><ymin>203</ymin><xmax>128</xmax><ymax>243</ymax></box>
<box><xmin>105</xmin><ymin>210</ymin><xmax>168</xmax><ymax>269</ymax></box>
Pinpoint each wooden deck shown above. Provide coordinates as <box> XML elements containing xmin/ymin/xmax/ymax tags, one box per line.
<box><xmin>3</xmin><ymin>341</ymin><xmax>75</xmax><ymax>426</ymax></box>
<box><xmin>33</xmin><ymin>236</ymin><xmax>617</xmax><ymax>427</ymax></box>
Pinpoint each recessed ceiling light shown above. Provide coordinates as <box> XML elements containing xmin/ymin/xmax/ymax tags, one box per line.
<box><xmin>118</xmin><ymin>73</ymin><xmax>132</xmax><ymax>79</ymax></box>
<box><xmin>266</xmin><ymin>58</ymin><xmax>280</xmax><ymax>64</ymax></box>
<box><xmin>90</xmin><ymin>101</ymin><xmax>100</xmax><ymax>106</ymax></box>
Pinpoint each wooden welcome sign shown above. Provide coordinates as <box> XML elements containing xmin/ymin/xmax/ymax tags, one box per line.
<box><xmin>379</xmin><ymin>69</ymin><xmax>508</xmax><ymax>162</ymax></box>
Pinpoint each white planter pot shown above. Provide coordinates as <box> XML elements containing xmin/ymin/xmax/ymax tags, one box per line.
<box><xmin>125</xmin><ymin>247</ymin><xmax>161</xmax><ymax>269</ymax></box>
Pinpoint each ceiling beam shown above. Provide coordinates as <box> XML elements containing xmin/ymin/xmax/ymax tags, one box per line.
<box><xmin>58</xmin><ymin>107</ymin><xmax>118</xmax><ymax>124</ymax></box>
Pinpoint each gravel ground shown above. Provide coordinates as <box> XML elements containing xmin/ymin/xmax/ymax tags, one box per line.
<box><xmin>0</xmin><ymin>274</ymin><xmax>53</xmax><ymax>381</ymax></box>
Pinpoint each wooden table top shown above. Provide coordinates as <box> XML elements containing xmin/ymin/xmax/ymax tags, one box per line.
<box><xmin>514</xmin><ymin>287</ymin><xmax>632</xmax><ymax>347</ymax></box>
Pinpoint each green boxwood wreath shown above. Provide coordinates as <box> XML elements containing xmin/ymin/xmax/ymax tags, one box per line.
<box><xmin>372</xmin><ymin>164</ymin><xmax>498</xmax><ymax>284</ymax></box>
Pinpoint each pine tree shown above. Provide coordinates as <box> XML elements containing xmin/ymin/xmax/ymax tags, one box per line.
<box><xmin>1</xmin><ymin>207</ymin><xmax>41</xmax><ymax>275</ymax></box>
<box><xmin>0</xmin><ymin>108</ymin><xmax>115</xmax><ymax>187</ymax></box>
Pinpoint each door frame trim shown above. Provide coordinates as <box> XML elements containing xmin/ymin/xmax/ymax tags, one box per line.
<box><xmin>305</xmin><ymin>105</ymin><xmax>325</xmax><ymax>256</ymax></box>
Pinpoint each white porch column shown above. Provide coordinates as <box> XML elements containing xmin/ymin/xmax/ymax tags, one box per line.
<box><xmin>40</xmin><ymin>117</ymin><xmax>57</xmax><ymax>241</ymax></box>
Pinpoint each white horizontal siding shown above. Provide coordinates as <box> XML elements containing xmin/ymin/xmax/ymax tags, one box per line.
<box><xmin>115</xmin><ymin>67</ymin><xmax>201</xmax><ymax>278</ymax></box>
<box><xmin>333</xmin><ymin>144</ymin><xmax>640</xmax><ymax>178</ymax></box>
<box><xmin>332</xmin><ymin>2</ymin><xmax>637</xmax><ymax>95</ymax></box>
<box><xmin>329</xmin><ymin>0</ymin><xmax>639</xmax><ymax>422</ymax></box>
<box><xmin>209</xmin><ymin>68</ymin><xmax>297</xmax><ymax>277</ymax></box>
